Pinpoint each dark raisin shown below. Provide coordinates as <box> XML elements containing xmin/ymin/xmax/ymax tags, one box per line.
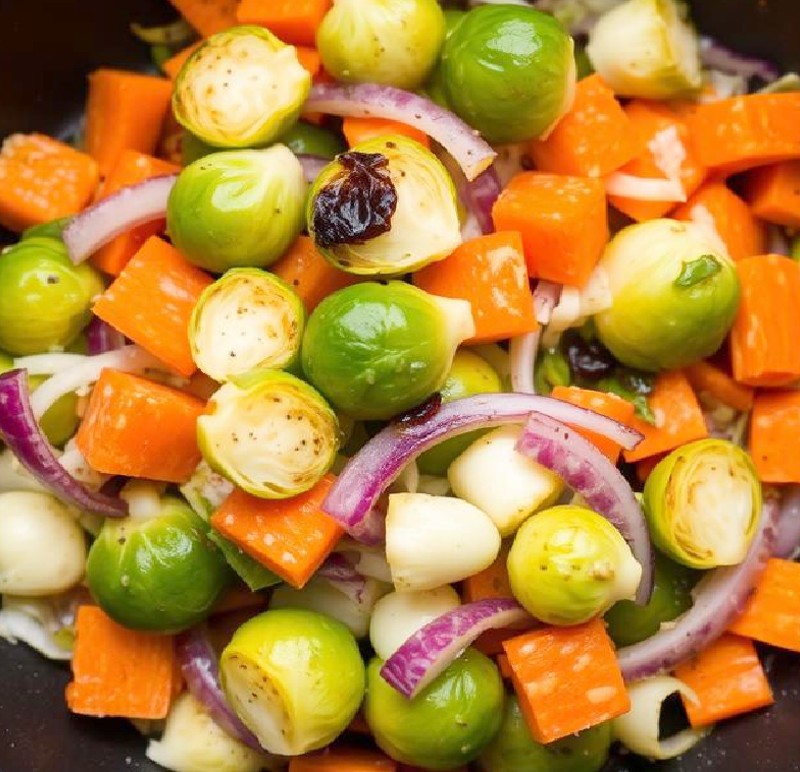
<box><xmin>393</xmin><ymin>393</ymin><xmax>443</xmax><ymax>428</ymax></box>
<box><xmin>563</xmin><ymin>330</ymin><xmax>616</xmax><ymax>382</ymax></box>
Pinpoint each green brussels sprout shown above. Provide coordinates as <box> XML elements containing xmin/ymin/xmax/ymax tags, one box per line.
<box><xmin>440</xmin><ymin>6</ymin><xmax>576</xmax><ymax>144</ymax></box>
<box><xmin>0</xmin><ymin>238</ymin><xmax>103</xmax><ymax>356</ymax></box>
<box><xmin>0</xmin><ymin>351</ymin><xmax>12</xmax><ymax>372</ymax></box>
<box><xmin>29</xmin><ymin>374</ymin><xmax>78</xmax><ymax>447</ymax></box>
<box><xmin>418</xmin><ymin>349</ymin><xmax>503</xmax><ymax>475</ymax></box>
<box><xmin>21</xmin><ymin>216</ymin><xmax>71</xmax><ymax>242</ymax></box>
<box><xmin>534</xmin><ymin>347</ymin><xmax>572</xmax><ymax>395</ymax></box>
<box><xmin>595</xmin><ymin>219</ymin><xmax>740</xmax><ymax>371</ymax></box>
<box><xmin>189</xmin><ymin>268</ymin><xmax>305</xmax><ymax>381</ymax></box>
<box><xmin>643</xmin><ymin>438</ymin><xmax>761</xmax><ymax>569</ymax></box>
<box><xmin>587</xmin><ymin>0</ymin><xmax>702</xmax><ymax>99</ymax></box>
<box><xmin>480</xmin><ymin>695</ymin><xmax>611</xmax><ymax>772</ymax></box>
<box><xmin>180</xmin><ymin>131</ymin><xmax>223</xmax><ymax>166</ymax></box>
<box><xmin>317</xmin><ymin>0</ymin><xmax>446</xmax><ymax>91</ymax></box>
<box><xmin>301</xmin><ymin>282</ymin><xmax>474</xmax><ymax>420</ymax></box>
<box><xmin>307</xmin><ymin>135</ymin><xmax>461</xmax><ymax>276</ymax></box>
<box><xmin>197</xmin><ymin>369</ymin><xmax>339</xmax><ymax>499</ymax></box>
<box><xmin>365</xmin><ymin>649</ymin><xmax>504</xmax><ymax>770</ymax></box>
<box><xmin>220</xmin><ymin>608</ymin><xmax>365</xmax><ymax>755</ymax></box>
<box><xmin>167</xmin><ymin>145</ymin><xmax>306</xmax><ymax>273</ymax></box>
<box><xmin>279</xmin><ymin>121</ymin><xmax>346</xmax><ymax>160</ymax></box>
<box><xmin>173</xmin><ymin>25</ymin><xmax>311</xmax><ymax>148</ymax></box>
<box><xmin>86</xmin><ymin>497</ymin><xmax>231</xmax><ymax>632</ymax></box>
<box><xmin>508</xmin><ymin>505</ymin><xmax>642</xmax><ymax>626</ymax></box>
<box><xmin>605</xmin><ymin>553</ymin><xmax>697</xmax><ymax>647</ymax></box>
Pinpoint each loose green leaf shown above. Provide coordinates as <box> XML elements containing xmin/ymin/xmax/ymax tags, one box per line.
<box><xmin>674</xmin><ymin>255</ymin><xmax>722</xmax><ymax>288</ymax></box>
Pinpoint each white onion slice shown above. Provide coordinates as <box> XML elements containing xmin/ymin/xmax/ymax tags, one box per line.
<box><xmin>12</xmin><ymin>353</ymin><xmax>88</xmax><ymax>376</ymax></box>
<box><xmin>509</xmin><ymin>330</ymin><xmax>540</xmax><ymax>394</ymax></box>
<box><xmin>605</xmin><ymin>172</ymin><xmax>687</xmax><ymax>202</ymax></box>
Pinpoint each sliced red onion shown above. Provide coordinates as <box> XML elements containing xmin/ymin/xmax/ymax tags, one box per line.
<box><xmin>699</xmin><ymin>36</ymin><xmax>779</xmax><ymax>83</ymax></box>
<box><xmin>316</xmin><ymin>554</ymin><xmax>370</xmax><ymax>605</ymax></box>
<box><xmin>176</xmin><ymin>627</ymin><xmax>263</xmax><ymax>751</ymax></box>
<box><xmin>446</xmin><ymin>161</ymin><xmax>502</xmax><ymax>235</ymax></box>
<box><xmin>774</xmin><ymin>487</ymin><xmax>800</xmax><ymax>559</ymax></box>
<box><xmin>509</xmin><ymin>330</ymin><xmax>540</xmax><ymax>395</ymax></box>
<box><xmin>324</xmin><ymin>393</ymin><xmax>642</xmax><ymax>541</ymax></box>
<box><xmin>380</xmin><ymin>598</ymin><xmax>533</xmax><ymax>698</ymax></box>
<box><xmin>0</xmin><ymin>369</ymin><xmax>127</xmax><ymax>516</ymax></box>
<box><xmin>533</xmin><ymin>280</ymin><xmax>562</xmax><ymax>325</ymax></box>
<box><xmin>605</xmin><ymin>172</ymin><xmax>686</xmax><ymax>202</ymax></box>
<box><xmin>618</xmin><ymin>499</ymin><xmax>779</xmax><ymax>682</ymax></box>
<box><xmin>63</xmin><ymin>174</ymin><xmax>177</xmax><ymax>264</ymax></box>
<box><xmin>85</xmin><ymin>316</ymin><xmax>126</xmax><ymax>355</ymax></box>
<box><xmin>305</xmin><ymin>83</ymin><xmax>496</xmax><ymax>181</ymax></box>
<box><xmin>516</xmin><ymin>412</ymin><xmax>653</xmax><ymax>604</ymax></box>
<box><xmin>296</xmin><ymin>154</ymin><xmax>328</xmax><ymax>184</ymax></box>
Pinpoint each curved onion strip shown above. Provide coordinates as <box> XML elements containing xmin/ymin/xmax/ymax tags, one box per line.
<box><xmin>316</xmin><ymin>554</ymin><xmax>370</xmax><ymax>605</ymax></box>
<box><xmin>604</xmin><ymin>172</ymin><xmax>686</xmax><ymax>202</ymax></box>
<box><xmin>380</xmin><ymin>598</ymin><xmax>533</xmax><ymax>698</ymax></box>
<box><xmin>699</xmin><ymin>36</ymin><xmax>779</xmax><ymax>82</ymax></box>
<box><xmin>456</xmin><ymin>164</ymin><xmax>502</xmax><ymax>234</ymax></box>
<box><xmin>296</xmin><ymin>153</ymin><xmax>328</xmax><ymax>184</ymax></box>
<box><xmin>0</xmin><ymin>370</ymin><xmax>127</xmax><ymax>516</ymax></box>
<box><xmin>774</xmin><ymin>487</ymin><xmax>800</xmax><ymax>559</ymax></box>
<box><xmin>63</xmin><ymin>174</ymin><xmax>177</xmax><ymax>264</ymax></box>
<box><xmin>516</xmin><ymin>412</ymin><xmax>653</xmax><ymax>604</ymax></box>
<box><xmin>533</xmin><ymin>280</ymin><xmax>562</xmax><ymax>325</ymax></box>
<box><xmin>509</xmin><ymin>330</ymin><xmax>540</xmax><ymax>394</ymax></box>
<box><xmin>86</xmin><ymin>316</ymin><xmax>126</xmax><ymax>355</ymax></box>
<box><xmin>617</xmin><ymin>499</ymin><xmax>780</xmax><ymax>682</ymax></box>
<box><xmin>12</xmin><ymin>353</ymin><xmax>87</xmax><ymax>376</ymax></box>
<box><xmin>305</xmin><ymin>83</ymin><xmax>496</xmax><ymax>181</ymax></box>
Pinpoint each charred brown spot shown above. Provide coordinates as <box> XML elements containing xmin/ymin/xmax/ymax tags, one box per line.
<box><xmin>393</xmin><ymin>392</ymin><xmax>443</xmax><ymax>428</ymax></box>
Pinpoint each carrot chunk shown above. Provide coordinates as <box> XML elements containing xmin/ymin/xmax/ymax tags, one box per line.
<box><xmin>343</xmin><ymin>117</ymin><xmax>430</xmax><ymax>150</ymax></box>
<box><xmin>236</xmin><ymin>0</ymin><xmax>332</xmax><ymax>46</ymax></box>
<box><xmin>0</xmin><ymin>133</ymin><xmax>99</xmax><ymax>233</ymax></box>
<box><xmin>289</xmin><ymin>747</ymin><xmax>397</xmax><ymax>772</ymax></box>
<box><xmin>674</xmin><ymin>634</ymin><xmax>774</xmax><ymax>728</ymax></box>
<box><xmin>684</xmin><ymin>361</ymin><xmax>754</xmax><ymax>412</ymax></box>
<box><xmin>168</xmin><ymin>0</ymin><xmax>238</xmax><ymax>37</ymax></box>
<box><xmin>412</xmin><ymin>231</ymin><xmax>538</xmax><ymax>344</ymax></box>
<box><xmin>496</xmin><ymin>653</ymin><xmax>513</xmax><ymax>680</ymax></box>
<box><xmin>75</xmin><ymin>369</ymin><xmax>205</xmax><ymax>483</ymax></box>
<box><xmin>502</xmin><ymin>619</ymin><xmax>630</xmax><ymax>744</ymax></box>
<box><xmin>462</xmin><ymin>543</ymin><xmax>513</xmax><ymax>603</ymax></box>
<box><xmin>749</xmin><ymin>392</ymin><xmax>800</xmax><ymax>484</ymax></box>
<box><xmin>163</xmin><ymin>41</ymin><xmax>203</xmax><ymax>80</ymax></box>
<box><xmin>744</xmin><ymin>160</ymin><xmax>800</xmax><ymax>228</ymax></box>
<box><xmin>491</xmin><ymin>173</ymin><xmax>608</xmax><ymax>287</ymax></box>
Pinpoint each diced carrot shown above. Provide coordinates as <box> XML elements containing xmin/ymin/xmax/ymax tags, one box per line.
<box><xmin>91</xmin><ymin>151</ymin><xmax>180</xmax><ymax>275</ymax></box>
<box><xmin>673</xmin><ymin>182</ymin><xmax>767</xmax><ymax>262</ymax></box>
<box><xmin>502</xmin><ymin>619</ymin><xmax>630</xmax><ymax>744</ymax></box>
<box><xmin>75</xmin><ymin>369</ymin><xmax>205</xmax><ymax>483</ymax></box>
<box><xmin>729</xmin><ymin>254</ymin><xmax>800</xmax><ymax>387</ymax></box>
<box><xmin>92</xmin><ymin>236</ymin><xmax>213</xmax><ymax>377</ymax></box>
<box><xmin>210</xmin><ymin>475</ymin><xmax>343</xmax><ymax>589</ymax></box>
<box><xmin>0</xmin><ymin>133</ymin><xmax>99</xmax><ymax>233</ymax></box>
<box><xmin>270</xmin><ymin>235</ymin><xmax>361</xmax><ymax>313</ymax></box>
<box><xmin>684</xmin><ymin>361</ymin><xmax>754</xmax><ymax>412</ymax></box>
<box><xmin>184</xmin><ymin>371</ymin><xmax>221</xmax><ymax>402</ymax></box>
<box><xmin>236</xmin><ymin>0</ymin><xmax>332</xmax><ymax>47</ymax></box>
<box><xmin>289</xmin><ymin>748</ymin><xmax>397</xmax><ymax>772</ymax></box>
<box><xmin>607</xmin><ymin>101</ymin><xmax>706</xmax><ymax>222</ymax></box>
<box><xmin>729</xmin><ymin>559</ymin><xmax>800</xmax><ymax>651</ymax></box>
<box><xmin>528</xmin><ymin>75</ymin><xmax>643</xmax><ymax>178</ymax></box>
<box><xmin>686</xmin><ymin>93</ymin><xmax>800</xmax><ymax>176</ymax></box>
<box><xmin>412</xmin><ymin>231</ymin><xmax>538</xmax><ymax>344</ymax></box>
<box><xmin>168</xmin><ymin>0</ymin><xmax>238</xmax><ymax>37</ymax></box>
<box><xmin>622</xmin><ymin>370</ymin><xmax>708</xmax><ymax>463</ymax></box>
<box><xmin>550</xmin><ymin>386</ymin><xmax>636</xmax><ymax>463</ymax></box>
<box><xmin>496</xmin><ymin>653</ymin><xmax>513</xmax><ymax>680</ymax></box>
<box><xmin>211</xmin><ymin>585</ymin><xmax>268</xmax><ymax>615</ymax></box>
<box><xmin>163</xmin><ymin>41</ymin><xmax>202</xmax><ymax>80</ymax></box>
<box><xmin>66</xmin><ymin>606</ymin><xmax>178</xmax><ymax>719</ymax></box>
<box><xmin>674</xmin><ymin>634</ymin><xmax>774</xmax><ymax>728</ymax></box>
<box><xmin>492</xmin><ymin>173</ymin><xmax>608</xmax><ymax>287</ymax></box>
<box><xmin>749</xmin><ymin>392</ymin><xmax>800</xmax><ymax>483</ymax></box>
<box><xmin>636</xmin><ymin>453</ymin><xmax>666</xmax><ymax>484</ymax></box>
<box><xmin>474</xmin><ymin>627</ymin><xmax>530</xmax><ymax>656</ymax></box>
<box><xmin>296</xmin><ymin>47</ymin><xmax>322</xmax><ymax>80</ymax></box>
<box><xmin>342</xmin><ymin>117</ymin><xmax>430</xmax><ymax>150</ymax></box>
<box><xmin>462</xmin><ymin>543</ymin><xmax>513</xmax><ymax>603</ymax></box>
<box><xmin>744</xmin><ymin>160</ymin><xmax>800</xmax><ymax>228</ymax></box>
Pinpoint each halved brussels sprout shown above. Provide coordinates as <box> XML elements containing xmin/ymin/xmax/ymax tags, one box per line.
<box><xmin>190</xmin><ymin>268</ymin><xmax>305</xmax><ymax>381</ymax></box>
<box><xmin>365</xmin><ymin>649</ymin><xmax>504</xmax><ymax>770</ymax></box>
<box><xmin>587</xmin><ymin>0</ymin><xmax>702</xmax><ymax>99</ymax></box>
<box><xmin>643</xmin><ymin>438</ymin><xmax>761</xmax><ymax>569</ymax></box>
<box><xmin>307</xmin><ymin>135</ymin><xmax>461</xmax><ymax>276</ymax></box>
<box><xmin>167</xmin><ymin>146</ymin><xmax>306</xmax><ymax>273</ymax></box>
<box><xmin>0</xmin><ymin>237</ymin><xmax>103</xmax><ymax>355</ymax></box>
<box><xmin>440</xmin><ymin>5</ymin><xmax>576</xmax><ymax>144</ymax></box>
<box><xmin>85</xmin><ymin>497</ymin><xmax>231</xmax><ymax>632</ymax></box>
<box><xmin>301</xmin><ymin>282</ymin><xmax>474</xmax><ymax>420</ymax></box>
<box><xmin>197</xmin><ymin>369</ymin><xmax>339</xmax><ymax>499</ymax></box>
<box><xmin>279</xmin><ymin>121</ymin><xmax>346</xmax><ymax>160</ymax></box>
<box><xmin>507</xmin><ymin>505</ymin><xmax>642</xmax><ymax>626</ymax></box>
<box><xmin>317</xmin><ymin>0</ymin><xmax>446</xmax><ymax>90</ymax></box>
<box><xmin>173</xmin><ymin>25</ymin><xmax>311</xmax><ymax>148</ymax></box>
<box><xmin>595</xmin><ymin>220</ymin><xmax>740</xmax><ymax>371</ymax></box>
<box><xmin>220</xmin><ymin>608</ymin><xmax>365</xmax><ymax>755</ymax></box>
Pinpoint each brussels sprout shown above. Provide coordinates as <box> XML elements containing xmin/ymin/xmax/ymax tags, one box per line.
<box><xmin>180</xmin><ymin>131</ymin><xmax>223</xmax><ymax>166</ymax></box>
<box><xmin>0</xmin><ymin>352</ymin><xmax>12</xmax><ymax>373</ymax></box>
<box><xmin>365</xmin><ymin>649</ymin><xmax>504</xmax><ymax>770</ymax></box>
<box><xmin>197</xmin><ymin>369</ymin><xmax>339</xmax><ymax>498</ymax></box>
<box><xmin>417</xmin><ymin>349</ymin><xmax>503</xmax><ymax>476</ymax></box>
<box><xmin>301</xmin><ymin>282</ymin><xmax>474</xmax><ymax>420</ymax></box>
<box><xmin>587</xmin><ymin>0</ymin><xmax>702</xmax><ymax>99</ymax></box>
<box><xmin>28</xmin><ymin>373</ymin><xmax>79</xmax><ymax>448</ymax></box>
<box><xmin>86</xmin><ymin>497</ymin><xmax>231</xmax><ymax>632</ymax></box>
<box><xmin>317</xmin><ymin>0</ymin><xmax>446</xmax><ymax>91</ymax></box>
<box><xmin>307</xmin><ymin>135</ymin><xmax>461</xmax><ymax>276</ymax></box>
<box><xmin>594</xmin><ymin>220</ymin><xmax>740</xmax><ymax>371</ymax></box>
<box><xmin>534</xmin><ymin>347</ymin><xmax>572</xmax><ymax>395</ymax></box>
<box><xmin>0</xmin><ymin>237</ymin><xmax>103</xmax><ymax>355</ymax></box>
<box><xmin>167</xmin><ymin>146</ymin><xmax>306</xmax><ymax>273</ymax></box>
<box><xmin>508</xmin><ymin>505</ymin><xmax>642</xmax><ymax>626</ymax></box>
<box><xmin>0</xmin><ymin>491</ymin><xmax>86</xmax><ymax>596</ymax></box>
<box><xmin>643</xmin><ymin>438</ymin><xmax>761</xmax><ymax>569</ymax></box>
<box><xmin>280</xmin><ymin>121</ymin><xmax>346</xmax><ymax>160</ymax></box>
<box><xmin>440</xmin><ymin>5</ymin><xmax>576</xmax><ymax>144</ymax></box>
<box><xmin>21</xmin><ymin>216</ymin><xmax>71</xmax><ymax>242</ymax></box>
<box><xmin>480</xmin><ymin>695</ymin><xmax>611</xmax><ymax>772</ymax></box>
<box><xmin>173</xmin><ymin>25</ymin><xmax>311</xmax><ymax>148</ymax></box>
<box><xmin>189</xmin><ymin>268</ymin><xmax>305</xmax><ymax>381</ymax></box>
<box><xmin>220</xmin><ymin>608</ymin><xmax>365</xmax><ymax>755</ymax></box>
<box><xmin>604</xmin><ymin>553</ymin><xmax>697</xmax><ymax>647</ymax></box>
